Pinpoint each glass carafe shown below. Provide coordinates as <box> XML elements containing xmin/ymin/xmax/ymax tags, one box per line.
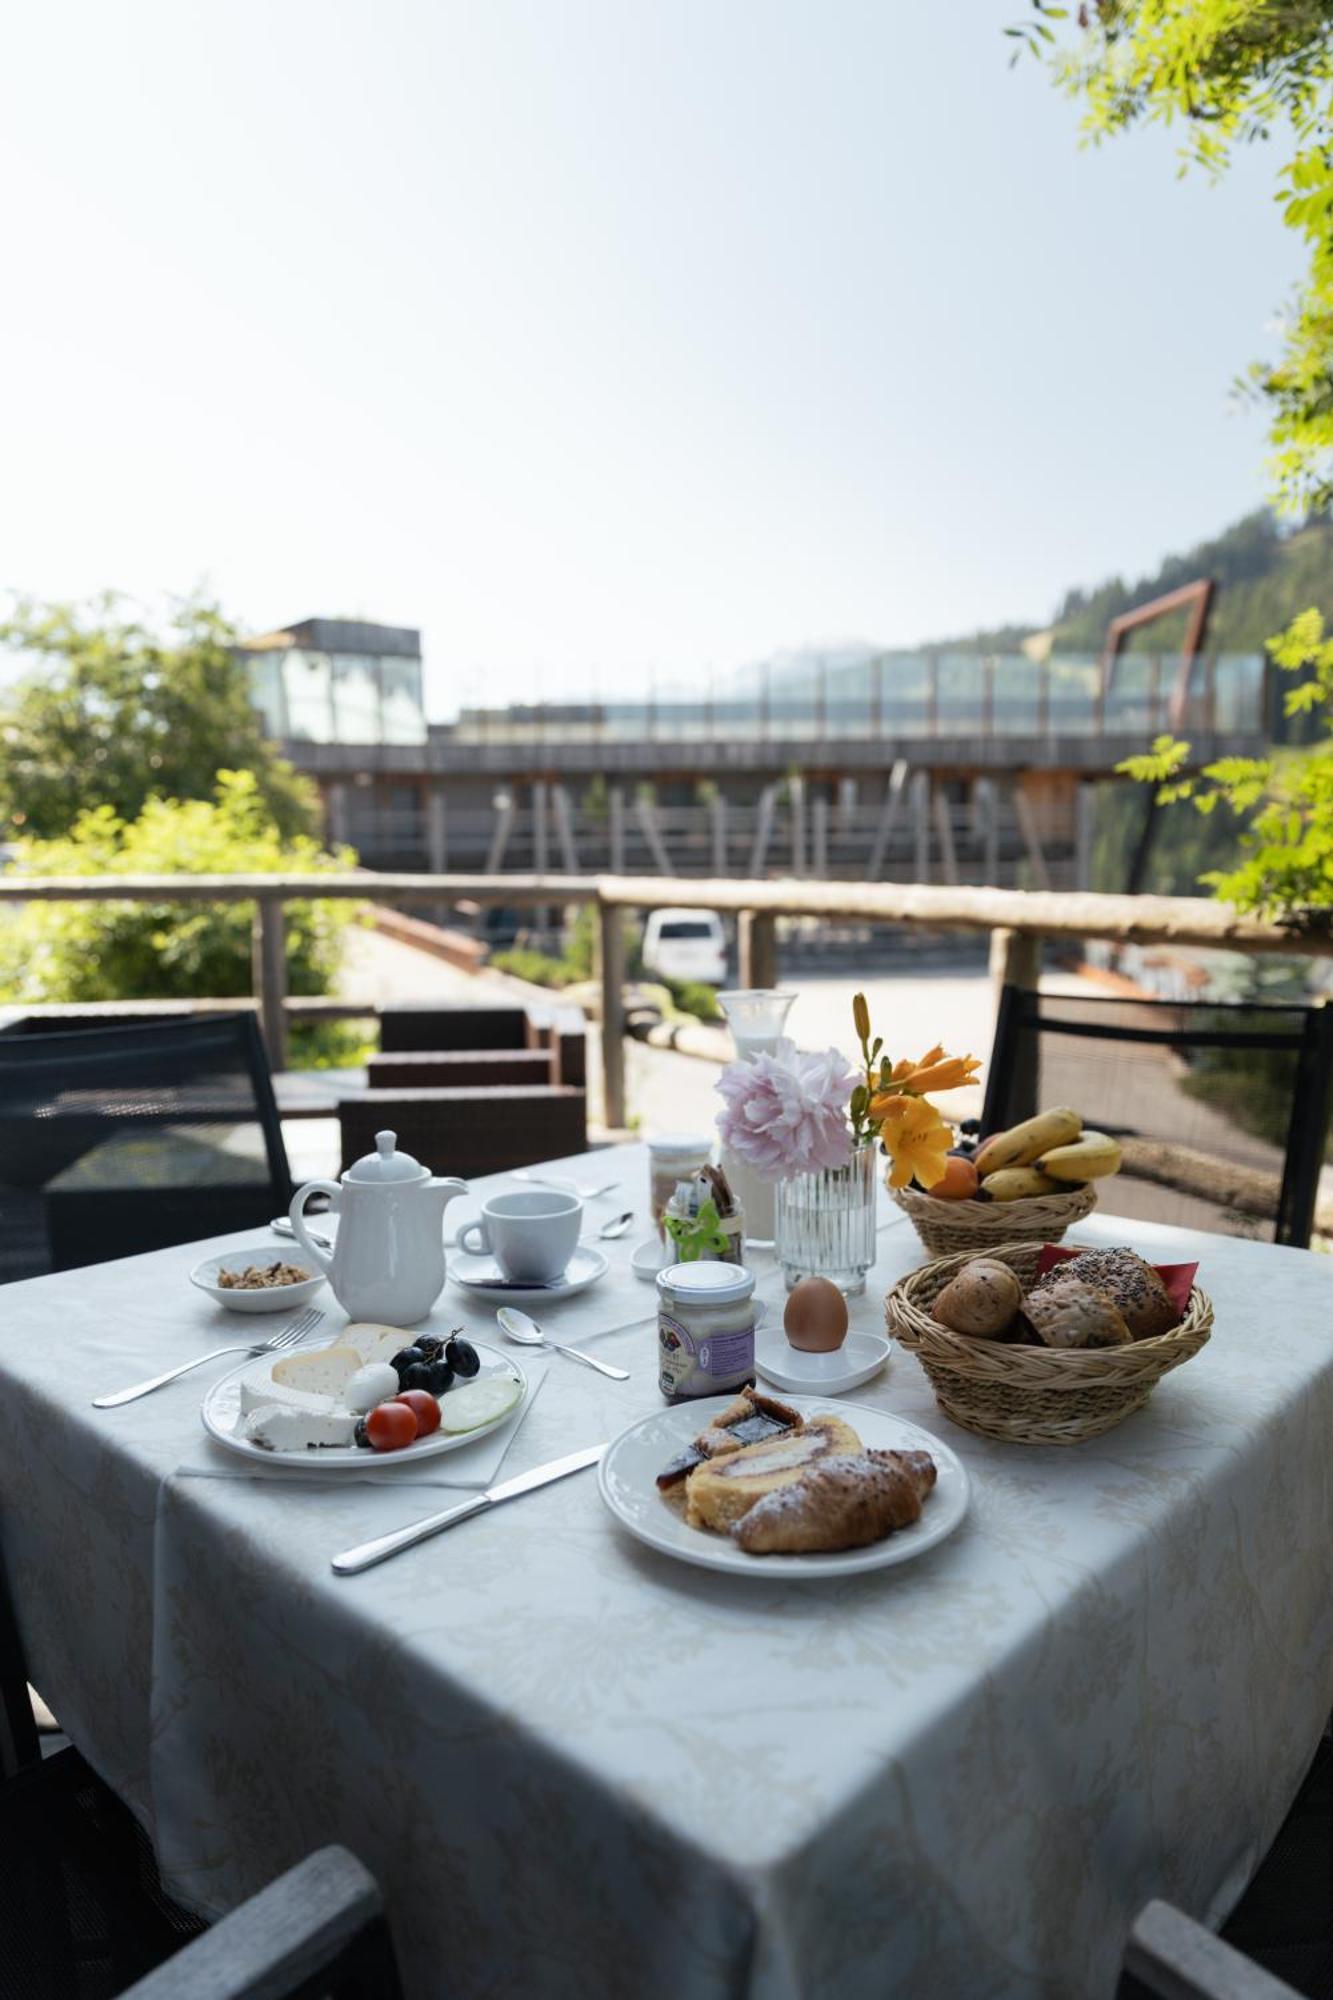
<box><xmin>715</xmin><ymin>988</ymin><xmax>797</xmax><ymax>1248</ymax></box>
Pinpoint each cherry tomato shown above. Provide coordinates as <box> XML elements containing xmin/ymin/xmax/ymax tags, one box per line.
<box><xmin>365</xmin><ymin>1401</ymin><xmax>418</xmax><ymax>1452</ymax></box>
<box><xmin>394</xmin><ymin>1389</ymin><xmax>441</xmax><ymax>1438</ymax></box>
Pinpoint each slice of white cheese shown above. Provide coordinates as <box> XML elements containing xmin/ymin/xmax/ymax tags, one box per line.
<box><xmin>237</xmin><ymin>1346</ymin><xmax>360</xmax><ymax>1419</ymax></box>
<box><xmin>270</xmin><ymin>1344</ymin><xmax>362</xmax><ymax>1396</ymax></box>
<box><xmin>237</xmin><ymin>1359</ymin><xmax>342</xmax><ymax>1418</ymax></box>
<box><xmin>343</xmin><ymin>1323</ymin><xmax>414</xmax><ymax>1369</ymax></box>
<box><xmin>242</xmin><ymin>1403</ymin><xmax>359</xmax><ymax>1453</ymax></box>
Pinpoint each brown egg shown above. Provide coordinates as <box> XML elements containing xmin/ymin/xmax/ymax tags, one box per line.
<box><xmin>784</xmin><ymin>1275</ymin><xmax>849</xmax><ymax>1352</ymax></box>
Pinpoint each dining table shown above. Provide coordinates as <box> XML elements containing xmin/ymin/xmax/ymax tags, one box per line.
<box><xmin>1</xmin><ymin>1140</ymin><xmax>1331</xmax><ymax>1999</ymax></box>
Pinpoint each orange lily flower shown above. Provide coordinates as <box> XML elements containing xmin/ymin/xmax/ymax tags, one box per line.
<box><xmin>877</xmin><ymin>1096</ymin><xmax>954</xmax><ymax>1190</ymax></box>
<box><xmin>869</xmin><ymin>1052</ymin><xmax>980</xmax><ymax>1115</ymax></box>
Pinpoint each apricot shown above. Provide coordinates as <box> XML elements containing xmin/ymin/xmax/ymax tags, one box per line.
<box><xmin>926</xmin><ymin>1154</ymin><xmax>979</xmax><ymax>1201</ymax></box>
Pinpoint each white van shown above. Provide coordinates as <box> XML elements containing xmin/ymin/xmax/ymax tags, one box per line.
<box><xmin>641</xmin><ymin>908</ymin><xmax>728</xmax><ymax>987</ymax></box>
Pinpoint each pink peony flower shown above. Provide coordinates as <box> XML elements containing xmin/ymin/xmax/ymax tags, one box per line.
<box><xmin>715</xmin><ymin>1039</ymin><xmax>857</xmax><ymax>1181</ymax></box>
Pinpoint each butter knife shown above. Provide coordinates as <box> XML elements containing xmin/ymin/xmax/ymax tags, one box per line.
<box><xmin>331</xmin><ymin>1444</ymin><xmax>605</xmax><ymax>1575</ymax></box>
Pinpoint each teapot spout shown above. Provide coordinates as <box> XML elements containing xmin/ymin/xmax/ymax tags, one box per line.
<box><xmin>427</xmin><ymin>1176</ymin><xmax>469</xmax><ymax>1214</ymax></box>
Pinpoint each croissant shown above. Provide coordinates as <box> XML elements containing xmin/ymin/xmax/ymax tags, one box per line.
<box><xmin>732</xmin><ymin>1448</ymin><xmax>937</xmax><ymax>1556</ymax></box>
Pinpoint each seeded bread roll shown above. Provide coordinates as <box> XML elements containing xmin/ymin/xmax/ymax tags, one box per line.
<box><xmin>1025</xmin><ymin>1275</ymin><xmax>1132</xmax><ymax>1350</ymax></box>
<box><xmin>1035</xmin><ymin>1247</ymin><xmax>1178</xmax><ymax>1340</ymax></box>
<box><xmin>931</xmin><ymin>1258</ymin><xmax>1023</xmax><ymax>1339</ymax></box>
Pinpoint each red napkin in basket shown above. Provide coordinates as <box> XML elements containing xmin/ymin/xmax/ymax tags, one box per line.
<box><xmin>1034</xmin><ymin>1243</ymin><xmax>1197</xmax><ymax>1316</ymax></box>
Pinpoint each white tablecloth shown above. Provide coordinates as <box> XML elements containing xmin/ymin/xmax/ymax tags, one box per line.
<box><xmin>1</xmin><ymin>1143</ymin><xmax>1331</xmax><ymax>1999</ymax></box>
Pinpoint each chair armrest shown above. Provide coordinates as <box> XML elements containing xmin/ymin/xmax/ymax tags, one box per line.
<box><xmin>1125</xmin><ymin>1900</ymin><xmax>1301</xmax><ymax>2000</ymax></box>
<box><xmin>118</xmin><ymin>1845</ymin><xmax>401</xmax><ymax>2000</ymax></box>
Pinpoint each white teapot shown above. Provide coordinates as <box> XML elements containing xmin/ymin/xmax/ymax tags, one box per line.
<box><xmin>290</xmin><ymin>1130</ymin><xmax>468</xmax><ymax>1325</ymax></box>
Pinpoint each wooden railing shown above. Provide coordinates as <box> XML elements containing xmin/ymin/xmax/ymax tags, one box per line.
<box><xmin>1</xmin><ymin>870</ymin><xmax>1328</xmax><ymax>1127</ymax></box>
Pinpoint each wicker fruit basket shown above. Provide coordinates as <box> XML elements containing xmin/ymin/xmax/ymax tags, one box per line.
<box><xmin>885</xmin><ymin>1240</ymin><xmax>1213</xmax><ymax>1446</ymax></box>
<box><xmin>890</xmin><ymin>1179</ymin><xmax>1098</xmax><ymax>1258</ymax></box>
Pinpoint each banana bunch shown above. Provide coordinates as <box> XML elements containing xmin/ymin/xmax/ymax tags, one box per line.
<box><xmin>974</xmin><ymin>1108</ymin><xmax>1120</xmax><ymax>1200</ymax></box>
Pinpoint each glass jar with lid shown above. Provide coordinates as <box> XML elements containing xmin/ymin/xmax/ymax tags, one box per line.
<box><xmin>647</xmin><ymin>1133</ymin><xmax>713</xmax><ymax>1239</ymax></box>
<box><xmin>656</xmin><ymin>1260</ymin><xmax>757</xmax><ymax>1404</ymax></box>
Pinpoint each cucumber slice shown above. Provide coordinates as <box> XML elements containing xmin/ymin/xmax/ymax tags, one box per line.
<box><xmin>438</xmin><ymin>1375</ymin><xmax>522</xmax><ymax>1434</ymax></box>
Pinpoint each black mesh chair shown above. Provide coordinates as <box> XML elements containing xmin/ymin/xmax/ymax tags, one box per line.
<box><xmin>982</xmin><ymin>989</ymin><xmax>1333</xmax><ymax>1247</ymax></box>
<box><xmin>118</xmin><ymin>1847</ymin><xmax>403</xmax><ymax>2000</ymax></box>
<box><xmin>0</xmin><ymin>1016</ymin><xmax>293</xmax><ymax>1284</ymax></box>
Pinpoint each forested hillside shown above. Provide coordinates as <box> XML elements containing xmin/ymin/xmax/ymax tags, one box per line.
<box><xmin>936</xmin><ymin>511</ymin><xmax>1333</xmax><ymax>658</ymax></box>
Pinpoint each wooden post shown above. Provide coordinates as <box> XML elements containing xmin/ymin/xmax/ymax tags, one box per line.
<box><xmin>425</xmin><ymin>787</ymin><xmax>448</xmax><ymax>874</ymax></box>
<box><xmin>551</xmin><ymin>784</ymin><xmax>579</xmax><ymax>873</ymax></box>
<box><xmin>1075</xmin><ymin>781</ymin><xmax>1096</xmax><ymax>892</ymax></box>
<box><xmin>252</xmin><ymin>896</ymin><xmax>288</xmax><ymax>1073</ymax></box>
<box><xmin>811</xmin><ymin>795</ymin><xmax>829</xmax><ymax>878</ymax></box>
<box><xmin>911</xmin><ymin>770</ymin><xmax>931</xmax><ymax>883</ymax></box>
<box><xmin>932</xmin><ymin>787</ymin><xmax>959</xmax><ymax>885</ymax></box>
<box><xmin>976</xmin><ymin>777</ymin><xmax>1000</xmax><ymax>887</ymax></box>
<box><xmin>790</xmin><ymin>775</ymin><xmax>807</xmax><ymax>876</ymax></box>
<box><xmin>738</xmin><ymin>909</ymin><xmax>778</xmax><ymax>990</ymax></box>
<box><xmin>989</xmin><ymin>925</ymin><xmax>1042</xmax><ymax>992</ymax></box>
<box><xmin>867</xmin><ymin>760</ymin><xmax>909</xmax><ymax>879</ymax></box>
<box><xmin>1012</xmin><ymin>784</ymin><xmax>1052</xmax><ymax>891</ymax></box>
<box><xmin>750</xmin><ymin>784</ymin><xmax>777</xmax><ymax>875</ymax></box>
<box><xmin>710</xmin><ymin>791</ymin><xmax>728</xmax><ymax>874</ymax></box>
<box><xmin>596</xmin><ymin>899</ymin><xmax>626</xmax><ymax>1130</ymax></box>
<box><xmin>608</xmin><ymin>785</ymin><xmax>625</xmax><ymax>873</ymax></box>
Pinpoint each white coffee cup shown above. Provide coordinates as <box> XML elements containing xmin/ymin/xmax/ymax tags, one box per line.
<box><xmin>458</xmin><ymin>1189</ymin><xmax>583</xmax><ymax>1283</ymax></box>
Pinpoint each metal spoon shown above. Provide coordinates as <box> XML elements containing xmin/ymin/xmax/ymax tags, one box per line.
<box><xmin>593</xmin><ymin>1211</ymin><xmax>634</xmax><ymax>1241</ymax></box>
<box><xmin>496</xmin><ymin>1307</ymin><xmax>630</xmax><ymax>1381</ymax></box>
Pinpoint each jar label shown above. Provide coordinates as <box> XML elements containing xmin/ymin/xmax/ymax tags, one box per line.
<box><xmin>658</xmin><ymin>1309</ymin><xmax>755</xmax><ymax>1400</ymax></box>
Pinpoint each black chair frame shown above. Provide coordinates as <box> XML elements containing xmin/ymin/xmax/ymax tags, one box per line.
<box><xmin>983</xmin><ymin>987</ymin><xmax>1333</xmax><ymax>1248</ymax></box>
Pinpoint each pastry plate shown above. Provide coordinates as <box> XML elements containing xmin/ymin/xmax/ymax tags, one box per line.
<box><xmin>754</xmin><ymin>1327</ymin><xmax>893</xmax><ymax>1395</ymax></box>
<box><xmin>448</xmin><ymin>1246</ymin><xmax>608</xmax><ymax>1306</ymax></box>
<box><xmin>598</xmin><ymin>1395</ymin><xmax>968</xmax><ymax>1579</ymax></box>
<box><xmin>201</xmin><ymin>1342</ymin><xmax>527</xmax><ymax>1469</ymax></box>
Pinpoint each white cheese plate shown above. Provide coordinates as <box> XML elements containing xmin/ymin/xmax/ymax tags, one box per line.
<box><xmin>201</xmin><ymin>1341</ymin><xmax>527</xmax><ymax>1470</ymax></box>
<box><xmin>598</xmin><ymin>1395</ymin><xmax>968</xmax><ymax>1579</ymax></box>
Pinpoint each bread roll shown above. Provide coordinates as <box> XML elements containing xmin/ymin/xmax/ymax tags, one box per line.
<box><xmin>1025</xmin><ymin>1275</ymin><xmax>1131</xmax><ymax>1350</ymax></box>
<box><xmin>1034</xmin><ymin>1247</ymin><xmax>1177</xmax><ymax>1340</ymax></box>
<box><xmin>931</xmin><ymin>1258</ymin><xmax>1022</xmax><ymax>1339</ymax></box>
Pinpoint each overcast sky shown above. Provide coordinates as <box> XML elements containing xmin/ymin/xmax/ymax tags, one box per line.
<box><xmin>0</xmin><ymin>1</ymin><xmax>1299</xmax><ymax>716</ymax></box>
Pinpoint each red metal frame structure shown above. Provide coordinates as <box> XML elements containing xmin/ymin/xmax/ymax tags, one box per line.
<box><xmin>1097</xmin><ymin>577</ymin><xmax>1216</xmax><ymax>733</ymax></box>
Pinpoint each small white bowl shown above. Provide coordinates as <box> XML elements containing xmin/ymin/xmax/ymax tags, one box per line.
<box><xmin>190</xmin><ymin>1248</ymin><xmax>326</xmax><ymax>1314</ymax></box>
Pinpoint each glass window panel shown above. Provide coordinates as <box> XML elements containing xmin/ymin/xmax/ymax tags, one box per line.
<box><xmin>281</xmin><ymin>649</ymin><xmax>336</xmax><ymax>742</ymax></box>
<box><xmin>330</xmin><ymin>654</ymin><xmax>382</xmax><ymax>741</ymax></box>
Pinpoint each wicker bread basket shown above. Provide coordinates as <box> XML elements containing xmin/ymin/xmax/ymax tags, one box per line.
<box><xmin>890</xmin><ymin>1179</ymin><xmax>1098</xmax><ymax>1257</ymax></box>
<box><xmin>885</xmin><ymin>1240</ymin><xmax>1213</xmax><ymax>1446</ymax></box>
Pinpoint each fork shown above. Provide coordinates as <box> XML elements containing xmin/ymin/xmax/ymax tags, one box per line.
<box><xmin>511</xmin><ymin>1170</ymin><xmax>619</xmax><ymax>1200</ymax></box>
<box><xmin>91</xmin><ymin>1308</ymin><xmax>325</xmax><ymax>1408</ymax></box>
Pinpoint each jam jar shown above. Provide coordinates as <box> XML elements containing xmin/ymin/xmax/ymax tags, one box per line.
<box><xmin>656</xmin><ymin>1260</ymin><xmax>757</xmax><ymax>1404</ymax></box>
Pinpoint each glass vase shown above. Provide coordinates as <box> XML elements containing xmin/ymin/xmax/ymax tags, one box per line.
<box><xmin>716</xmin><ymin>988</ymin><xmax>796</xmax><ymax>1248</ymax></box>
<box><xmin>775</xmin><ymin>1143</ymin><xmax>878</xmax><ymax>1297</ymax></box>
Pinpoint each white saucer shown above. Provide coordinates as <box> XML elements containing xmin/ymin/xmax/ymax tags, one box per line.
<box><xmin>448</xmin><ymin>1245</ymin><xmax>609</xmax><ymax>1307</ymax></box>
<box><xmin>630</xmin><ymin>1236</ymin><xmax>667</xmax><ymax>1282</ymax></box>
<box><xmin>753</xmin><ymin>1325</ymin><xmax>893</xmax><ymax>1395</ymax></box>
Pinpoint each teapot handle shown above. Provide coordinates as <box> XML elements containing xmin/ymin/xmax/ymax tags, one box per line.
<box><xmin>289</xmin><ymin>1180</ymin><xmax>341</xmax><ymax>1276</ymax></box>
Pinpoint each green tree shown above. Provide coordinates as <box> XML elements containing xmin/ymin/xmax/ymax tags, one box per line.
<box><xmin>1011</xmin><ymin>1</ymin><xmax>1333</xmax><ymax>515</ymax></box>
<box><xmin>1015</xmin><ymin>1</ymin><xmax>1333</xmax><ymax>924</ymax></box>
<box><xmin>0</xmin><ymin>593</ymin><xmax>316</xmax><ymax>840</ymax></box>
<box><xmin>0</xmin><ymin>769</ymin><xmax>360</xmax><ymax>1008</ymax></box>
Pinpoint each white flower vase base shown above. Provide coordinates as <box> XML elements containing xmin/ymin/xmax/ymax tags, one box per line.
<box><xmin>718</xmin><ymin>1146</ymin><xmax>778</xmax><ymax>1249</ymax></box>
<box><xmin>775</xmin><ymin>1146</ymin><xmax>878</xmax><ymax>1297</ymax></box>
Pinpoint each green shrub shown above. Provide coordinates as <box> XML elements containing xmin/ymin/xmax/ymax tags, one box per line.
<box><xmin>663</xmin><ymin>977</ymin><xmax>722</xmax><ymax>1023</ymax></box>
<box><xmin>0</xmin><ymin>770</ymin><xmax>362</xmax><ymax>1006</ymax></box>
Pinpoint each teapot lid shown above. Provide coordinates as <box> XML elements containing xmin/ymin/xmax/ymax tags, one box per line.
<box><xmin>344</xmin><ymin>1131</ymin><xmax>427</xmax><ymax>1184</ymax></box>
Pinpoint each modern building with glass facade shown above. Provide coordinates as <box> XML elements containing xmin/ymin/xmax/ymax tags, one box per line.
<box><xmin>239</xmin><ymin>618</ymin><xmax>428</xmax><ymax>748</ymax></box>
